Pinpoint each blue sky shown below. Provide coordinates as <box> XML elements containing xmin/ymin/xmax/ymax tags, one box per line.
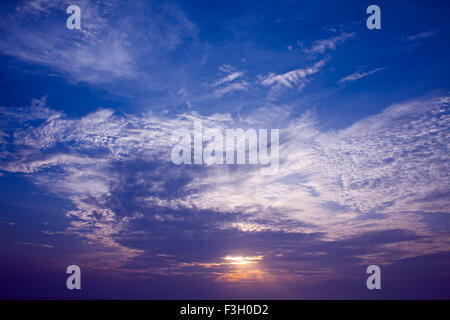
<box><xmin>0</xmin><ymin>0</ymin><xmax>449</xmax><ymax>299</ymax></box>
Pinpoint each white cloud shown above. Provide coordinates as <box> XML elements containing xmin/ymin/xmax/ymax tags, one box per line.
<box><xmin>15</xmin><ymin>0</ymin><xmax>62</xmax><ymax>15</ymax></box>
<box><xmin>404</xmin><ymin>31</ymin><xmax>437</xmax><ymax>41</ymax></box>
<box><xmin>218</xmin><ymin>64</ymin><xmax>236</xmax><ymax>73</ymax></box>
<box><xmin>338</xmin><ymin>67</ymin><xmax>386</xmax><ymax>83</ymax></box>
<box><xmin>212</xmin><ymin>65</ymin><xmax>247</xmax><ymax>96</ymax></box>
<box><xmin>0</xmin><ymin>0</ymin><xmax>197</xmax><ymax>84</ymax></box>
<box><xmin>306</xmin><ymin>32</ymin><xmax>355</xmax><ymax>54</ymax></box>
<box><xmin>260</xmin><ymin>60</ymin><xmax>325</xmax><ymax>91</ymax></box>
<box><xmin>170</xmin><ymin>95</ymin><xmax>450</xmax><ymax>264</ymax></box>
<box><xmin>1</xmin><ymin>94</ymin><xmax>448</xmax><ymax>269</ymax></box>
<box><xmin>214</xmin><ymin>81</ymin><xmax>248</xmax><ymax>97</ymax></box>
<box><xmin>213</xmin><ymin>72</ymin><xmax>244</xmax><ymax>87</ymax></box>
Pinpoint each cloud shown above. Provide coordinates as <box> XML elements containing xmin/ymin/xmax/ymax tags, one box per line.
<box><xmin>212</xmin><ymin>66</ymin><xmax>247</xmax><ymax>97</ymax></box>
<box><xmin>213</xmin><ymin>72</ymin><xmax>244</xmax><ymax>87</ymax></box>
<box><xmin>214</xmin><ymin>81</ymin><xmax>249</xmax><ymax>97</ymax></box>
<box><xmin>0</xmin><ymin>0</ymin><xmax>197</xmax><ymax>84</ymax></box>
<box><xmin>260</xmin><ymin>60</ymin><xmax>325</xmax><ymax>92</ymax></box>
<box><xmin>0</xmin><ymin>220</ymin><xmax>15</xmax><ymax>226</ymax></box>
<box><xmin>404</xmin><ymin>31</ymin><xmax>437</xmax><ymax>41</ymax></box>
<box><xmin>0</xmin><ymin>94</ymin><xmax>448</xmax><ymax>279</ymax></box>
<box><xmin>218</xmin><ymin>64</ymin><xmax>236</xmax><ymax>73</ymax></box>
<box><xmin>305</xmin><ymin>32</ymin><xmax>355</xmax><ymax>54</ymax></box>
<box><xmin>16</xmin><ymin>241</ymin><xmax>54</xmax><ymax>249</ymax></box>
<box><xmin>15</xmin><ymin>0</ymin><xmax>61</xmax><ymax>15</ymax></box>
<box><xmin>338</xmin><ymin>67</ymin><xmax>386</xmax><ymax>83</ymax></box>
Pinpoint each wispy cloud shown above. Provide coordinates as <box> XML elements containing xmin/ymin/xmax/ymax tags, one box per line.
<box><xmin>338</xmin><ymin>67</ymin><xmax>386</xmax><ymax>83</ymax></box>
<box><xmin>305</xmin><ymin>32</ymin><xmax>355</xmax><ymax>54</ymax></box>
<box><xmin>214</xmin><ymin>81</ymin><xmax>249</xmax><ymax>97</ymax></box>
<box><xmin>260</xmin><ymin>60</ymin><xmax>325</xmax><ymax>92</ymax></box>
<box><xmin>0</xmin><ymin>0</ymin><xmax>197</xmax><ymax>84</ymax></box>
<box><xmin>404</xmin><ymin>31</ymin><xmax>437</xmax><ymax>41</ymax></box>
<box><xmin>212</xmin><ymin>65</ymin><xmax>247</xmax><ymax>96</ymax></box>
<box><xmin>213</xmin><ymin>71</ymin><xmax>244</xmax><ymax>87</ymax></box>
<box><xmin>0</xmin><ymin>220</ymin><xmax>15</xmax><ymax>226</ymax></box>
<box><xmin>16</xmin><ymin>241</ymin><xmax>54</xmax><ymax>249</ymax></box>
<box><xmin>1</xmin><ymin>94</ymin><xmax>448</xmax><ymax>276</ymax></box>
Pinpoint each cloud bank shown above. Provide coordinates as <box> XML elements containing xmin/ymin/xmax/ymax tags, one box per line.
<box><xmin>0</xmin><ymin>94</ymin><xmax>448</xmax><ymax>282</ymax></box>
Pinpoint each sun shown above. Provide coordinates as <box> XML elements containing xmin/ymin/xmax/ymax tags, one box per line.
<box><xmin>223</xmin><ymin>255</ymin><xmax>263</xmax><ymax>265</ymax></box>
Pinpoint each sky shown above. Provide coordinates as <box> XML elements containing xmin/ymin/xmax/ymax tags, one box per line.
<box><xmin>0</xmin><ymin>0</ymin><xmax>449</xmax><ymax>299</ymax></box>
